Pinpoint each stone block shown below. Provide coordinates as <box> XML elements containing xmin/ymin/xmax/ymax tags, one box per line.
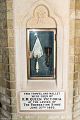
<box><xmin>10</xmin><ymin>82</ymin><xmax>16</xmax><ymax>89</ymax></box>
<box><xmin>10</xmin><ymin>73</ymin><xmax>15</xmax><ymax>81</ymax></box>
<box><xmin>9</xmin><ymin>65</ymin><xmax>15</xmax><ymax>73</ymax></box>
<box><xmin>9</xmin><ymin>55</ymin><xmax>15</xmax><ymax>64</ymax></box>
<box><xmin>69</xmin><ymin>63</ymin><xmax>74</xmax><ymax>73</ymax></box>
<box><xmin>7</xmin><ymin>105</ymin><xmax>12</xmax><ymax>112</ymax></box>
<box><xmin>74</xmin><ymin>63</ymin><xmax>79</xmax><ymax>72</ymax></box>
<box><xmin>3</xmin><ymin>64</ymin><xmax>9</xmax><ymax>73</ymax></box>
<box><xmin>70</xmin><ymin>47</ymin><xmax>74</xmax><ymax>55</ymax></box>
<box><xmin>7</xmin><ymin>19</ymin><xmax>13</xmax><ymax>29</ymax></box>
<box><xmin>6</xmin><ymin>81</ymin><xmax>10</xmax><ymax>89</ymax></box>
<box><xmin>0</xmin><ymin>78</ymin><xmax>2</xmax><ymax>86</ymax></box>
<box><xmin>2</xmin><ymin>48</ymin><xmax>9</xmax><ymax>58</ymax></box>
<box><xmin>73</xmin><ymin>96</ymin><xmax>79</xmax><ymax>104</ymax></box>
<box><xmin>9</xmin><ymin>48</ymin><xmax>15</xmax><ymax>56</ymax></box>
<box><xmin>74</xmin><ymin>55</ymin><xmax>79</xmax><ymax>63</ymax></box>
<box><xmin>11</xmin><ymin>105</ymin><xmax>17</xmax><ymax>113</ymax></box>
<box><xmin>2</xmin><ymin>80</ymin><xmax>7</xmax><ymax>88</ymax></box>
<box><xmin>70</xmin><ymin>30</ymin><xmax>75</xmax><ymax>39</ymax></box>
<box><xmin>74</xmin><ymin>72</ymin><xmax>78</xmax><ymax>80</ymax></box>
<box><xmin>8</xmin><ymin>38</ymin><xmax>14</xmax><ymax>47</ymax></box>
<box><xmin>0</xmin><ymin>55</ymin><xmax>2</xmax><ymax>63</ymax></box>
<box><xmin>2</xmin><ymin>39</ymin><xmax>8</xmax><ymax>47</ymax></box>
<box><xmin>76</xmin><ymin>20</ymin><xmax>80</xmax><ymax>29</ymax></box>
<box><xmin>0</xmin><ymin>63</ymin><xmax>3</xmax><ymax>71</ymax></box>
<box><xmin>6</xmin><ymin>81</ymin><xmax>16</xmax><ymax>89</ymax></box>
<box><xmin>69</xmin><ymin>39</ymin><xmax>74</xmax><ymax>47</ymax></box>
<box><xmin>10</xmin><ymin>97</ymin><xmax>16</xmax><ymax>105</ymax></box>
<box><xmin>3</xmin><ymin>72</ymin><xmax>10</xmax><ymax>80</ymax></box>
<box><xmin>1</xmin><ymin>109</ymin><xmax>12</xmax><ymax>119</ymax></box>
<box><xmin>11</xmin><ymin>113</ymin><xmax>19</xmax><ymax>120</ymax></box>
<box><xmin>74</xmin><ymin>47</ymin><xmax>80</xmax><ymax>55</ymax></box>
<box><xmin>7</xmin><ymin>2</ymin><xmax>13</xmax><ymax>11</ymax></box>
<box><xmin>2</xmin><ymin>55</ymin><xmax>9</xmax><ymax>64</ymax></box>
<box><xmin>73</xmin><ymin>110</ymin><xmax>80</xmax><ymax>119</ymax></box>
<box><xmin>78</xmin><ymin>65</ymin><xmax>80</xmax><ymax>72</ymax></box>
<box><xmin>70</xmin><ymin>0</ymin><xmax>75</xmax><ymax>9</ymax></box>
<box><xmin>7</xmin><ymin>29</ymin><xmax>14</xmax><ymax>38</ymax></box>
<box><xmin>78</xmin><ymin>55</ymin><xmax>80</xmax><ymax>61</ymax></box>
<box><xmin>7</xmin><ymin>10</ymin><xmax>13</xmax><ymax>20</ymax></box>
<box><xmin>75</xmin><ymin>29</ymin><xmax>80</xmax><ymax>37</ymax></box>
<box><xmin>10</xmin><ymin>89</ymin><xmax>16</xmax><ymax>97</ymax></box>
<box><xmin>76</xmin><ymin>0</ymin><xmax>80</xmax><ymax>9</ymax></box>
<box><xmin>78</xmin><ymin>87</ymin><xmax>80</xmax><ymax>94</ymax></box>
<box><xmin>69</xmin><ymin>55</ymin><xmax>74</xmax><ymax>63</ymax></box>
<box><xmin>73</xmin><ymin>80</ymin><xmax>78</xmax><ymax>88</ymax></box>
<box><xmin>6</xmin><ymin>97</ymin><xmax>11</xmax><ymax>104</ymax></box>
<box><xmin>75</xmin><ymin>38</ymin><xmax>80</xmax><ymax>47</ymax></box>
<box><xmin>2</xmin><ymin>104</ymin><xmax>7</xmax><ymax>110</ymax></box>
<box><xmin>0</xmin><ymin>73</ymin><xmax>2</xmax><ymax>78</ymax></box>
<box><xmin>0</xmin><ymin>48</ymin><xmax>2</xmax><ymax>55</ymax></box>
<box><xmin>6</xmin><ymin>89</ymin><xmax>11</xmax><ymax>96</ymax></box>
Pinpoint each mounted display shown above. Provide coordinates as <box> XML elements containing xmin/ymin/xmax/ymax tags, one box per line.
<box><xmin>26</xmin><ymin>29</ymin><xmax>57</xmax><ymax>80</ymax></box>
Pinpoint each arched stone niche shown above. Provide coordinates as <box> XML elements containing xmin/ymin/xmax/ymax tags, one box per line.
<box><xmin>16</xmin><ymin>1</ymin><xmax>64</xmax><ymax>92</ymax></box>
<box><xmin>25</xmin><ymin>4</ymin><xmax>63</xmax><ymax>88</ymax></box>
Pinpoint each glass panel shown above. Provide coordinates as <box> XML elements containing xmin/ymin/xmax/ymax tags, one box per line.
<box><xmin>29</xmin><ymin>30</ymin><xmax>54</xmax><ymax>77</ymax></box>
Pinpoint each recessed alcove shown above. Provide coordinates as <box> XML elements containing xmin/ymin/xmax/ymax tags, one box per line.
<box><xmin>15</xmin><ymin>3</ymin><xmax>65</xmax><ymax>92</ymax></box>
<box><xmin>13</xmin><ymin>0</ymin><xmax>70</xmax><ymax>117</ymax></box>
<box><xmin>1</xmin><ymin>0</ymin><xmax>80</xmax><ymax>120</ymax></box>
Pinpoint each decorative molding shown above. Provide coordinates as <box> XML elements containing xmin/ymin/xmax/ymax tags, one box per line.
<box><xmin>27</xmin><ymin>5</ymin><xmax>57</xmax><ymax>28</ymax></box>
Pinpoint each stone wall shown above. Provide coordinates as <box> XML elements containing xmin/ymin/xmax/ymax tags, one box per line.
<box><xmin>73</xmin><ymin>0</ymin><xmax>80</xmax><ymax>120</ymax></box>
<box><xmin>0</xmin><ymin>0</ymin><xmax>11</xmax><ymax>119</ymax></box>
<box><xmin>69</xmin><ymin>0</ymin><xmax>80</xmax><ymax>120</ymax></box>
<box><xmin>0</xmin><ymin>0</ymin><xmax>15</xmax><ymax>120</ymax></box>
<box><xmin>69</xmin><ymin>0</ymin><xmax>75</xmax><ymax>120</ymax></box>
<box><xmin>6</xmin><ymin>0</ymin><xmax>16</xmax><ymax>119</ymax></box>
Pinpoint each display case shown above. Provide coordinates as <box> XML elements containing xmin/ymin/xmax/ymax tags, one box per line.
<box><xmin>26</xmin><ymin>29</ymin><xmax>57</xmax><ymax>80</ymax></box>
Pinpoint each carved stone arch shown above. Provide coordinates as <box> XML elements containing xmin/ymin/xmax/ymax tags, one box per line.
<box><xmin>26</xmin><ymin>5</ymin><xmax>57</xmax><ymax>28</ymax></box>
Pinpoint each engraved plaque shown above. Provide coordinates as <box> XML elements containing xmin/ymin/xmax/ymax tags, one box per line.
<box><xmin>20</xmin><ymin>91</ymin><xmax>65</xmax><ymax>111</ymax></box>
